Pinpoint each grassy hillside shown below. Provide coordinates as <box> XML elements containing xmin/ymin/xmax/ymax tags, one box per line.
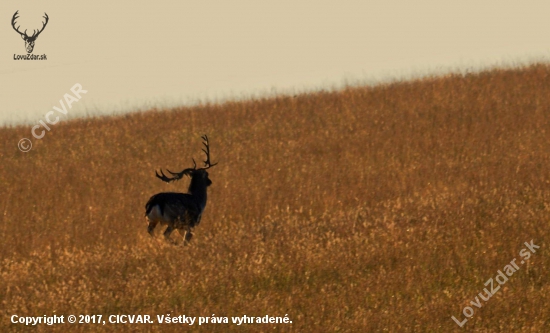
<box><xmin>1</xmin><ymin>64</ymin><xmax>550</xmax><ymax>332</ymax></box>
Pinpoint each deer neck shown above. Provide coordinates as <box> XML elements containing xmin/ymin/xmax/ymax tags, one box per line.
<box><xmin>188</xmin><ymin>178</ymin><xmax>208</xmax><ymax>207</ymax></box>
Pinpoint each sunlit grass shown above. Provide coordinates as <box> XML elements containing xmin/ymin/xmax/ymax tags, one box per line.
<box><xmin>1</xmin><ymin>64</ymin><xmax>550</xmax><ymax>331</ymax></box>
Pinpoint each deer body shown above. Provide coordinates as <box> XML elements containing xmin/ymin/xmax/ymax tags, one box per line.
<box><xmin>145</xmin><ymin>170</ymin><xmax>211</xmax><ymax>242</ymax></box>
<box><xmin>145</xmin><ymin>136</ymin><xmax>216</xmax><ymax>244</ymax></box>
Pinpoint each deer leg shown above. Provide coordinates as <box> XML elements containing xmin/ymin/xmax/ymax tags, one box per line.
<box><xmin>163</xmin><ymin>225</ymin><xmax>175</xmax><ymax>243</ymax></box>
<box><xmin>184</xmin><ymin>226</ymin><xmax>194</xmax><ymax>243</ymax></box>
<box><xmin>147</xmin><ymin>219</ymin><xmax>158</xmax><ymax>236</ymax></box>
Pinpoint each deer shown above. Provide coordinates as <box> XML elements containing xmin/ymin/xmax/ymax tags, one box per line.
<box><xmin>145</xmin><ymin>135</ymin><xmax>217</xmax><ymax>244</ymax></box>
<box><xmin>11</xmin><ymin>11</ymin><xmax>49</xmax><ymax>54</ymax></box>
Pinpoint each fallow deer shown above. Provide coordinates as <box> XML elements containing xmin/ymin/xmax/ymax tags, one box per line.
<box><xmin>145</xmin><ymin>135</ymin><xmax>217</xmax><ymax>244</ymax></box>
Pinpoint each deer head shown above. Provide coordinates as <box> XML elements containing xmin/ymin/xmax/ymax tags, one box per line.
<box><xmin>155</xmin><ymin>135</ymin><xmax>218</xmax><ymax>186</ymax></box>
<box><xmin>12</xmin><ymin>11</ymin><xmax>49</xmax><ymax>54</ymax></box>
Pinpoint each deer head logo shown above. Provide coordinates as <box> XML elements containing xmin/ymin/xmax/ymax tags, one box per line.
<box><xmin>11</xmin><ymin>11</ymin><xmax>49</xmax><ymax>54</ymax></box>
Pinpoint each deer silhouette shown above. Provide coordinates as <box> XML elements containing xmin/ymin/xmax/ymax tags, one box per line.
<box><xmin>12</xmin><ymin>11</ymin><xmax>49</xmax><ymax>54</ymax></box>
<box><xmin>145</xmin><ymin>135</ymin><xmax>217</xmax><ymax>244</ymax></box>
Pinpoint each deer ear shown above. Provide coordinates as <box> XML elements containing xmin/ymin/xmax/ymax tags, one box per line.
<box><xmin>20</xmin><ymin>34</ymin><xmax>25</xmax><ymax>40</ymax></box>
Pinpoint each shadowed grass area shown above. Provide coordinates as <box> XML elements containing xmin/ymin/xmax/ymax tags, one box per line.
<box><xmin>1</xmin><ymin>64</ymin><xmax>550</xmax><ymax>331</ymax></box>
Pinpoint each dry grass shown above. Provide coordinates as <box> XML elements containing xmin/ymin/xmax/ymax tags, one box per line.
<box><xmin>1</xmin><ymin>64</ymin><xmax>550</xmax><ymax>332</ymax></box>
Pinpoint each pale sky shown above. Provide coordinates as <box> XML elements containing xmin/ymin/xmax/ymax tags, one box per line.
<box><xmin>1</xmin><ymin>1</ymin><xmax>550</xmax><ymax>125</ymax></box>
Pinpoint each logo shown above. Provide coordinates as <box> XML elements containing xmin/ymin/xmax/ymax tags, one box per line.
<box><xmin>11</xmin><ymin>10</ymin><xmax>48</xmax><ymax>54</ymax></box>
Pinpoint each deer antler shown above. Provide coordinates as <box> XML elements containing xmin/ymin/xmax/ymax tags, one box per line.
<box><xmin>31</xmin><ymin>13</ymin><xmax>49</xmax><ymax>38</ymax></box>
<box><xmin>154</xmin><ymin>135</ymin><xmax>217</xmax><ymax>183</ymax></box>
<box><xmin>11</xmin><ymin>12</ymin><xmax>49</xmax><ymax>38</ymax></box>
<box><xmin>200</xmin><ymin>135</ymin><xmax>218</xmax><ymax>169</ymax></box>
<box><xmin>155</xmin><ymin>165</ymin><xmax>196</xmax><ymax>183</ymax></box>
<box><xmin>11</xmin><ymin>11</ymin><xmax>25</xmax><ymax>37</ymax></box>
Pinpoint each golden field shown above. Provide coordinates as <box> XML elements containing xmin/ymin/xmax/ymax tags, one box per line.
<box><xmin>1</xmin><ymin>64</ymin><xmax>550</xmax><ymax>332</ymax></box>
